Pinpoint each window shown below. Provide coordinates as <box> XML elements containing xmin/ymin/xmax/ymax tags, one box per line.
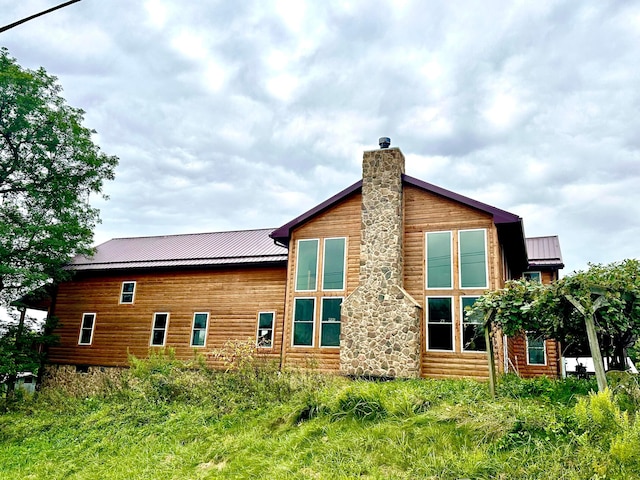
<box><xmin>150</xmin><ymin>313</ymin><xmax>169</xmax><ymax>346</ymax></box>
<box><xmin>523</xmin><ymin>271</ymin><xmax>541</xmax><ymax>283</ymax></box>
<box><xmin>190</xmin><ymin>312</ymin><xmax>209</xmax><ymax>347</ymax></box>
<box><xmin>295</xmin><ymin>239</ymin><xmax>319</xmax><ymax>291</ymax></box>
<box><xmin>426</xmin><ymin>231</ymin><xmax>452</xmax><ymax>289</ymax></box>
<box><xmin>459</xmin><ymin>229</ymin><xmax>488</xmax><ymax>288</ymax></box>
<box><xmin>461</xmin><ymin>297</ymin><xmax>485</xmax><ymax>352</ymax></box>
<box><xmin>320</xmin><ymin>297</ymin><xmax>342</xmax><ymax>347</ymax></box>
<box><xmin>120</xmin><ymin>281</ymin><xmax>136</xmax><ymax>304</ymax></box>
<box><xmin>426</xmin><ymin>297</ymin><xmax>453</xmax><ymax>351</ymax></box>
<box><xmin>256</xmin><ymin>312</ymin><xmax>275</xmax><ymax>348</ymax></box>
<box><xmin>293</xmin><ymin>298</ymin><xmax>315</xmax><ymax>346</ymax></box>
<box><xmin>322</xmin><ymin>238</ymin><xmax>346</xmax><ymax>290</ymax></box>
<box><xmin>78</xmin><ymin>313</ymin><xmax>96</xmax><ymax>345</ymax></box>
<box><xmin>527</xmin><ymin>334</ymin><xmax>546</xmax><ymax>365</ymax></box>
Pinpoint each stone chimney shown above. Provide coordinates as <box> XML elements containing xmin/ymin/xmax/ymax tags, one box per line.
<box><xmin>340</xmin><ymin>140</ymin><xmax>422</xmax><ymax>378</ymax></box>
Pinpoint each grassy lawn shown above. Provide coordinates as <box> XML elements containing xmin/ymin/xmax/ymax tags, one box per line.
<box><xmin>1</xmin><ymin>356</ymin><xmax>639</xmax><ymax>479</ymax></box>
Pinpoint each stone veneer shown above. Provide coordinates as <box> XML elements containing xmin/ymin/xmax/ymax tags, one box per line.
<box><xmin>340</xmin><ymin>147</ymin><xmax>422</xmax><ymax>378</ymax></box>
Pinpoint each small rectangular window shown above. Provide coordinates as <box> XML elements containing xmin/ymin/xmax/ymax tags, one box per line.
<box><xmin>461</xmin><ymin>297</ymin><xmax>485</xmax><ymax>352</ymax></box>
<box><xmin>523</xmin><ymin>271</ymin><xmax>541</xmax><ymax>283</ymax></box>
<box><xmin>320</xmin><ymin>297</ymin><xmax>342</xmax><ymax>347</ymax></box>
<box><xmin>296</xmin><ymin>239</ymin><xmax>319</xmax><ymax>291</ymax></box>
<box><xmin>293</xmin><ymin>298</ymin><xmax>315</xmax><ymax>346</ymax></box>
<box><xmin>190</xmin><ymin>312</ymin><xmax>209</xmax><ymax>347</ymax></box>
<box><xmin>426</xmin><ymin>297</ymin><xmax>453</xmax><ymax>351</ymax></box>
<box><xmin>426</xmin><ymin>231</ymin><xmax>452</xmax><ymax>289</ymax></box>
<box><xmin>459</xmin><ymin>230</ymin><xmax>488</xmax><ymax>288</ymax></box>
<box><xmin>527</xmin><ymin>334</ymin><xmax>546</xmax><ymax>365</ymax></box>
<box><xmin>151</xmin><ymin>313</ymin><xmax>169</xmax><ymax>346</ymax></box>
<box><xmin>256</xmin><ymin>312</ymin><xmax>275</xmax><ymax>348</ymax></box>
<box><xmin>322</xmin><ymin>238</ymin><xmax>346</xmax><ymax>290</ymax></box>
<box><xmin>120</xmin><ymin>281</ymin><xmax>136</xmax><ymax>304</ymax></box>
<box><xmin>78</xmin><ymin>313</ymin><xmax>96</xmax><ymax>345</ymax></box>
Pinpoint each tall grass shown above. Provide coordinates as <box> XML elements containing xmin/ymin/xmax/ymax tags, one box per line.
<box><xmin>1</xmin><ymin>354</ymin><xmax>639</xmax><ymax>479</ymax></box>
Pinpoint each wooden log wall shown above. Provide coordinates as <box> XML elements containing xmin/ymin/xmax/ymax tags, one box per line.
<box><xmin>48</xmin><ymin>265</ymin><xmax>287</xmax><ymax>370</ymax></box>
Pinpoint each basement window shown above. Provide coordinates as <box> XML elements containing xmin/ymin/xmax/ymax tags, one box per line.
<box><xmin>426</xmin><ymin>297</ymin><xmax>453</xmax><ymax>351</ymax></box>
<box><xmin>256</xmin><ymin>312</ymin><xmax>275</xmax><ymax>348</ymax></box>
<box><xmin>78</xmin><ymin>313</ymin><xmax>96</xmax><ymax>345</ymax></box>
<box><xmin>150</xmin><ymin>313</ymin><xmax>169</xmax><ymax>346</ymax></box>
<box><xmin>120</xmin><ymin>281</ymin><xmax>136</xmax><ymax>304</ymax></box>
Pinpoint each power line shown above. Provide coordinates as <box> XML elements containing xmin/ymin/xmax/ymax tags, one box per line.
<box><xmin>1</xmin><ymin>0</ymin><xmax>82</xmax><ymax>34</ymax></box>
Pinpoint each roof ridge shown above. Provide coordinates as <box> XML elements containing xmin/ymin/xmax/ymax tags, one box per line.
<box><xmin>107</xmin><ymin>227</ymin><xmax>277</xmax><ymax>242</ymax></box>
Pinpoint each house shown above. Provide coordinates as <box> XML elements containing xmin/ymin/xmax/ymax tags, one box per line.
<box><xmin>40</xmin><ymin>139</ymin><xmax>563</xmax><ymax>381</ymax></box>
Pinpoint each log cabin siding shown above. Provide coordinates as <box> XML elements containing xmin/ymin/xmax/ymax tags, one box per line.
<box><xmin>403</xmin><ymin>185</ymin><xmax>504</xmax><ymax>379</ymax></box>
<box><xmin>281</xmin><ymin>192</ymin><xmax>362</xmax><ymax>371</ymax></box>
<box><xmin>49</xmin><ymin>265</ymin><xmax>287</xmax><ymax>369</ymax></box>
<box><xmin>507</xmin><ymin>334</ymin><xmax>561</xmax><ymax>378</ymax></box>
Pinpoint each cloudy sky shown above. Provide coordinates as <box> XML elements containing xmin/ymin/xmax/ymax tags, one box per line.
<box><xmin>2</xmin><ymin>0</ymin><xmax>639</xmax><ymax>275</ymax></box>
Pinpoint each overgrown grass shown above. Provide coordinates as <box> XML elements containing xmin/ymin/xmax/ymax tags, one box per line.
<box><xmin>1</xmin><ymin>354</ymin><xmax>639</xmax><ymax>479</ymax></box>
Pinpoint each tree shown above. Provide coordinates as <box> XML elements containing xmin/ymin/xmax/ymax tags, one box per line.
<box><xmin>469</xmin><ymin>259</ymin><xmax>640</xmax><ymax>392</ymax></box>
<box><xmin>0</xmin><ymin>48</ymin><xmax>118</xmax><ymax>398</ymax></box>
<box><xmin>0</xmin><ymin>47</ymin><xmax>118</xmax><ymax>304</ymax></box>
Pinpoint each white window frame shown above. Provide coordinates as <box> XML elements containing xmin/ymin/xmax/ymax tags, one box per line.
<box><xmin>460</xmin><ymin>296</ymin><xmax>483</xmax><ymax>352</ymax></box>
<box><xmin>119</xmin><ymin>281</ymin><xmax>136</xmax><ymax>304</ymax></box>
<box><xmin>425</xmin><ymin>296</ymin><xmax>454</xmax><ymax>352</ymax></box>
<box><xmin>425</xmin><ymin>231</ymin><xmax>453</xmax><ymax>290</ymax></box>
<box><xmin>526</xmin><ymin>333</ymin><xmax>547</xmax><ymax>366</ymax></box>
<box><xmin>150</xmin><ymin>312</ymin><xmax>170</xmax><ymax>347</ymax></box>
<box><xmin>295</xmin><ymin>239</ymin><xmax>319</xmax><ymax>292</ymax></box>
<box><xmin>78</xmin><ymin>313</ymin><xmax>96</xmax><ymax>345</ymax></box>
<box><xmin>256</xmin><ymin>311</ymin><xmax>275</xmax><ymax>348</ymax></box>
<box><xmin>523</xmin><ymin>271</ymin><xmax>542</xmax><ymax>283</ymax></box>
<box><xmin>458</xmin><ymin>229</ymin><xmax>489</xmax><ymax>289</ymax></box>
<box><xmin>321</xmin><ymin>237</ymin><xmax>347</xmax><ymax>292</ymax></box>
<box><xmin>190</xmin><ymin>312</ymin><xmax>209</xmax><ymax>347</ymax></box>
<box><xmin>320</xmin><ymin>297</ymin><xmax>342</xmax><ymax>348</ymax></box>
<box><xmin>292</xmin><ymin>297</ymin><xmax>316</xmax><ymax>347</ymax></box>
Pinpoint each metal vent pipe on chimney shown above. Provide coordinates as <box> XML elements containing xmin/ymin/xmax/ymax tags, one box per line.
<box><xmin>379</xmin><ymin>137</ymin><xmax>391</xmax><ymax>148</ymax></box>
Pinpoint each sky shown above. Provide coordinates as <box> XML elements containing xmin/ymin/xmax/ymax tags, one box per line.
<box><xmin>1</xmin><ymin>0</ymin><xmax>639</xmax><ymax>276</ymax></box>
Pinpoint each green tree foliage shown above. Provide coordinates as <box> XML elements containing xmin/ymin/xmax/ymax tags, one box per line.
<box><xmin>0</xmin><ymin>47</ymin><xmax>118</xmax><ymax>305</ymax></box>
<box><xmin>469</xmin><ymin>259</ymin><xmax>640</xmax><ymax>371</ymax></box>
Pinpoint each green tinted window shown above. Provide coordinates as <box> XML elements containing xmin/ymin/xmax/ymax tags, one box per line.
<box><xmin>320</xmin><ymin>298</ymin><xmax>342</xmax><ymax>347</ymax></box>
<box><xmin>293</xmin><ymin>298</ymin><xmax>314</xmax><ymax>346</ymax></box>
<box><xmin>426</xmin><ymin>232</ymin><xmax>452</xmax><ymax>288</ymax></box>
<box><xmin>296</xmin><ymin>240</ymin><xmax>318</xmax><ymax>291</ymax></box>
<box><xmin>322</xmin><ymin>238</ymin><xmax>346</xmax><ymax>290</ymax></box>
<box><xmin>459</xmin><ymin>230</ymin><xmax>487</xmax><ymax>288</ymax></box>
<box><xmin>191</xmin><ymin>313</ymin><xmax>208</xmax><ymax>347</ymax></box>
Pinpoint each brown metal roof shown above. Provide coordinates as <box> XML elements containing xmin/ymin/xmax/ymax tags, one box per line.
<box><xmin>526</xmin><ymin>235</ymin><xmax>564</xmax><ymax>268</ymax></box>
<box><xmin>68</xmin><ymin>228</ymin><xmax>288</xmax><ymax>271</ymax></box>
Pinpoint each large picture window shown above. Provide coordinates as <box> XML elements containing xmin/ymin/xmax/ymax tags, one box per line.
<box><xmin>322</xmin><ymin>238</ymin><xmax>346</xmax><ymax>291</ymax></box>
<box><xmin>527</xmin><ymin>334</ymin><xmax>546</xmax><ymax>365</ymax></box>
<box><xmin>295</xmin><ymin>239</ymin><xmax>319</xmax><ymax>291</ymax></box>
<box><xmin>426</xmin><ymin>231</ymin><xmax>452</xmax><ymax>289</ymax></box>
<box><xmin>320</xmin><ymin>298</ymin><xmax>342</xmax><ymax>347</ymax></box>
<box><xmin>293</xmin><ymin>298</ymin><xmax>315</xmax><ymax>346</ymax></box>
<box><xmin>190</xmin><ymin>312</ymin><xmax>209</xmax><ymax>347</ymax></box>
<box><xmin>151</xmin><ymin>313</ymin><xmax>169</xmax><ymax>346</ymax></box>
<box><xmin>459</xmin><ymin>229</ymin><xmax>488</xmax><ymax>288</ymax></box>
<box><xmin>426</xmin><ymin>297</ymin><xmax>453</xmax><ymax>351</ymax></box>
<box><xmin>256</xmin><ymin>312</ymin><xmax>275</xmax><ymax>348</ymax></box>
<box><xmin>120</xmin><ymin>281</ymin><xmax>136</xmax><ymax>304</ymax></box>
<box><xmin>78</xmin><ymin>313</ymin><xmax>96</xmax><ymax>345</ymax></box>
<box><xmin>461</xmin><ymin>297</ymin><xmax>485</xmax><ymax>352</ymax></box>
